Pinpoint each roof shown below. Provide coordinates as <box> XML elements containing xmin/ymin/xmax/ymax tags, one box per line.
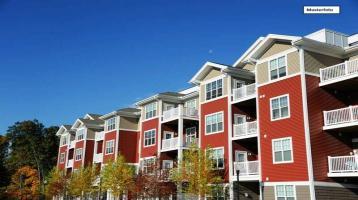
<box><xmin>100</xmin><ymin>107</ymin><xmax>141</xmax><ymax>120</ymax></box>
<box><xmin>189</xmin><ymin>61</ymin><xmax>230</xmax><ymax>84</ymax></box>
<box><xmin>56</xmin><ymin>125</ymin><xmax>73</xmax><ymax>136</ymax></box>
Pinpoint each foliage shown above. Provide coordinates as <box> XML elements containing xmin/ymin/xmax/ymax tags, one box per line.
<box><xmin>170</xmin><ymin>145</ymin><xmax>223</xmax><ymax>198</ymax></box>
<box><xmin>0</xmin><ymin>135</ymin><xmax>10</xmax><ymax>198</ymax></box>
<box><xmin>101</xmin><ymin>155</ymin><xmax>135</xmax><ymax>199</ymax></box>
<box><xmin>45</xmin><ymin>167</ymin><xmax>68</xmax><ymax>199</ymax></box>
<box><xmin>68</xmin><ymin>165</ymin><xmax>98</xmax><ymax>199</ymax></box>
<box><xmin>7</xmin><ymin>165</ymin><xmax>40</xmax><ymax>199</ymax></box>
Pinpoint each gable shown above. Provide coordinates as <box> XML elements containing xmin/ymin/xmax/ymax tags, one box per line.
<box><xmin>260</xmin><ymin>42</ymin><xmax>292</xmax><ymax>60</ymax></box>
<box><xmin>202</xmin><ymin>68</ymin><xmax>222</xmax><ymax>81</ymax></box>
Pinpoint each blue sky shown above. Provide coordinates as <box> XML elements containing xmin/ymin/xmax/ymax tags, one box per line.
<box><xmin>0</xmin><ymin>0</ymin><xmax>357</xmax><ymax>133</ymax></box>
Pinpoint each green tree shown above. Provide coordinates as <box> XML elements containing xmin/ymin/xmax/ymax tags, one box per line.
<box><xmin>68</xmin><ymin>165</ymin><xmax>98</xmax><ymax>199</ymax></box>
<box><xmin>101</xmin><ymin>155</ymin><xmax>135</xmax><ymax>200</ymax></box>
<box><xmin>170</xmin><ymin>146</ymin><xmax>223</xmax><ymax>199</ymax></box>
<box><xmin>45</xmin><ymin>168</ymin><xmax>68</xmax><ymax>199</ymax></box>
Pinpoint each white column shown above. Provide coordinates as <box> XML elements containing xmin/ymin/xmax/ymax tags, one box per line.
<box><xmin>178</xmin><ymin>104</ymin><xmax>184</xmax><ymax>161</ymax></box>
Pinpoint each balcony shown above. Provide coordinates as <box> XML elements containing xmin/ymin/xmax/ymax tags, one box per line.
<box><xmin>323</xmin><ymin>105</ymin><xmax>358</xmax><ymax>130</ymax></box>
<box><xmin>95</xmin><ymin>131</ymin><xmax>104</xmax><ymax>141</ymax></box>
<box><xmin>68</xmin><ymin>140</ymin><xmax>75</xmax><ymax>149</ymax></box>
<box><xmin>93</xmin><ymin>153</ymin><xmax>103</xmax><ymax>163</ymax></box>
<box><xmin>162</xmin><ymin>107</ymin><xmax>198</xmax><ymax>122</ymax></box>
<box><xmin>233</xmin><ymin>121</ymin><xmax>258</xmax><ymax>140</ymax></box>
<box><xmin>232</xmin><ymin>83</ymin><xmax>256</xmax><ymax>104</ymax></box>
<box><xmin>233</xmin><ymin>160</ymin><xmax>260</xmax><ymax>181</ymax></box>
<box><xmin>319</xmin><ymin>59</ymin><xmax>358</xmax><ymax>87</ymax></box>
<box><xmin>66</xmin><ymin>159</ymin><xmax>73</xmax><ymax>168</ymax></box>
<box><xmin>328</xmin><ymin>155</ymin><xmax>358</xmax><ymax>177</ymax></box>
<box><xmin>161</xmin><ymin>137</ymin><xmax>179</xmax><ymax>151</ymax></box>
<box><xmin>183</xmin><ymin>137</ymin><xmax>198</xmax><ymax>148</ymax></box>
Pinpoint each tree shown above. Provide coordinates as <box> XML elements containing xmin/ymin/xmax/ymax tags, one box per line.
<box><xmin>170</xmin><ymin>146</ymin><xmax>223</xmax><ymax>199</ymax></box>
<box><xmin>45</xmin><ymin>167</ymin><xmax>68</xmax><ymax>199</ymax></box>
<box><xmin>101</xmin><ymin>155</ymin><xmax>135</xmax><ymax>200</ymax></box>
<box><xmin>7</xmin><ymin>166</ymin><xmax>40</xmax><ymax>199</ymax></box>
<box><xmin>0</xmin><ymin>135</ymin><xmax>10</xmax><ymax>199</ymax></box>
<box><xmin>68</xmin><ymin>165</ymin><xmax>98</xmax><ymax>199</ymax></box>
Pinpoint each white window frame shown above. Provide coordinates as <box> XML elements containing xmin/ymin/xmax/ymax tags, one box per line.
<box><xmin>59</xmin><ymin>152</ymin><xmax>65</xmax><ymax>163</ymax></box>
<box><xmin>185</xmin><ymin>99</ymin><xmax>197</xmax><ymax>109</ymax></box>
<box><xmin>162</xmin><ymin>160</ymin><xmax>174</xmax><ymax>169</ymax></box>
<box><xmin>274</xmin><ymin>185</ymin><xmax>296</xmax><ymax>200</ymax></box>
<box><xmin>76</xmin><ymin>128</ymin><xmax>85</xmax><ymax>141</ymax></box>
<box><xmin>61</xmin><ymin>135</ymin><xmax>68</xmax><ymax>146</ymax></box>
<box><xmin>270</xmin><ymin>94</ymin><xmax>290</xmax><ymax>121</ymax></box>
<box><xmin>209</xmin><ymin>147</ymin><xmax>225</xmax><ymax>170</ymax></box>
<box><xmin>269</xmin><ymin>55</ymin><xmax>287</xmax><ymax>81</ymax></box>
<box><xmin>106</xmin><ymin>117</ymin><xmax>116</xmax><ymax>132</ymax></box>
<box><xmin>205</xmin><ymin>111</ymin><xmax>224</xmax><ymax>135</ymax></box>
<box><xmin>163</xmin><ymin>131</ymin><xmax>174</xmax><ymax>139</ymax></box>
<box><xmin>144</xmin><ymin>129</ymin><xmax>156</xmax><ymax>147</ymax></box>
<box><xmin>75</xmin><ymin>148</ymin><xmax>83</xmax><ymax>161</ymax></box>
<box><xmin>272</xmin><ymin>137</ymin><xmax>294</xmax><ymax>164</ymax></box>
<box><xmin>145</xmin><ymin>102</ymin><xmax>157</xmax><ymax>120</ymax></box>
<box><xmin>142</xmin><ymin>157</ymin><xmax>156</xmax><ymax>174</ymax></box>
<box><xmin>205</xmin><ymin>78</ymin><xmax>223</xmax><ymax>101</ymax></box>
<box><xmin>105</xmin><ymin>140</ymin><xmax>115</xmax><ymax>155</ymax></box>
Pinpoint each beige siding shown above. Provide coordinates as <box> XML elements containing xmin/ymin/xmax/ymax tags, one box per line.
<box><xmin>119</xmin><ymin>116</ymin><xmax>139</xmax><ymax>130</ymax></box>
<box><xmin>202</xmin><ymin>68</ymin><xmax>222</xmax><ymax>81</ymax></box>
<box><xmin>257</xmin><ymin>62</ymin><xmax>269</xmax><ymax>85</ymax></box>
<box><xmin>242</xmin><ymin>63</ymin><xmax>255</xmax><ymax>71</ymax></box>
<box><xmin>199</xmin><ymin>76</ymin><xmax>228</xmax><ymax>103</ymax></box>
<box><xmin>304</xmin><ymin>51</ymin><xmax>343</xmax><ymax>74</ymax></box>
<box><xmin>263</xmin><ymin>186</ymin><xmax>275</xmax><ymax>200</ymax></box>
<box><xmin>86</xmin><ymin>129</ymin><xmax>95</xmax><ymax>139</ymax></box>
<box><xmin>349</xmin><ymin>54</ymin><xmax>358</xmax><ymax>61</ymax></box>
<box><xmin>296</xmin><ymin>186</ymin><xmax>311</xmax><ymax>200</ymax></box>
<box><xmin>260</xmin><ymin>42</ymin><xmax>292</xmax><ymax>60</ymax></box>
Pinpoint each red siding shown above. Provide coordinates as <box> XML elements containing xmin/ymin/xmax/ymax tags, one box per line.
<box><xmin>141</xmin><ymin>117</ymin><xmax>159</xmax><ymax>158</ymax></box>
<box><xmin>259</xmin><ymin>75</ymin><xmax>309</xmax><ymax>182</ymax></box>
<box><xmin>306</xmin><ymin>75</ymin><xmax>352</xmax><ymax>181</ymax></box>
<box><xmin>84</xmin><ymin>140</ymin><xmax>94</xmax><ymax>166</ymax></box>
<box><xmin>119</xmin><ymin>130</ymin><xmax>139</xmax><ymax>163</ymax></box>
<box><xmin>57</xmin><ymin>145</ymin><xmax>67</xmax><ymax>170</ymax></box>
<box><xmin>74</xmin><ymin>140</ymin><xmax>84</xmax><ymax>169</ymax></box>
<box><xmin>103</xmin><ymin>130</ymin><xmax>117</xmax><ymax>163</ymax></box>
<box><xmin>200</xmin><ymin>97</ymin><xmax>229</xmax><ymax>181</ymax></box>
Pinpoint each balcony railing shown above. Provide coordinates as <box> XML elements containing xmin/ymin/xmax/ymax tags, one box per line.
<box><xmin>328</xmin><ymin>155</ymin><xmax>358</xmax><ymax>176</ymax></box>
<box><xmin>320</xmin><ymin>59</ymin><xmax>358</xmax><ymax>85</ymax></box>
<box><xmin>162</xmin><ymin>107</ymin><xmax>198</xmax><ymax>122</ymax></box>
<box><xmin>67</xmin><ymin>159</ymin><xmax>73</xmax><ymax>168</ymax></box>
<box><xmin>232</xmin><ymin>83</ymin><xmax>256</xmax><ymax>102</ymax></box>
<box><xmin>233</xmin><ymin>121</ymin><xmax>257</xmax><ymax>139</ymax></box>
<box><xmin>68</xmin><ymin>140</ymin><xmax>75</xmax><ymax>149</ymax></box>
<box><xmin>183</xmin><ymin>137</ymin><xmax>198</xmax><ymax>147</ymax></box>
<box><xmin>233</xmin><ymin>160</ymin><xmax>259</xmax><ymax>176</ymax></box>
<box><xmin>95</xmin><ymin>131</ymin><xmax>104</xmax><ymax>141</ymax></box>
<box><xmin>323</xmin><ymin>105</ymin><xmax>358</xmax><ymax>128</ymax></box>
<box><xmin>93</xmin><ymin>153</ymin><xmax>103</xmax><ymax>163</ymax></box>
<box><xmin>161</xmin><ymin>137</ymin><xmax>179</xmax><ymax>150</ymax></box>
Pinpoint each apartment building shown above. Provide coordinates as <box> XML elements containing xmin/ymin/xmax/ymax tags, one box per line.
<box><xmin>56</xmin><ymin>28</ymin><xmax>358</xmax><ymax>200</ymax></box>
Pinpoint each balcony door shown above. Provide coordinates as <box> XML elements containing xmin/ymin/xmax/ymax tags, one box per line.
<box><xmin>234</xmin><ymin>114</ymin><xmax>246</xmax><ymax>125</ymax></box>
<box><xmin>185</xmin><ymin>127</ymin><xmax>196</xmax><ymax>145</ymax></box>
<box><xmin>164</xmin><ymin>131</ymin><xmax>174</xmax><ymax>139</ymax></box>
<box><xmin>162</xmin><ymin>160</ymin><xmax>173</xmax><ymax>169</ymax></box>
<box><xmin>235</xmin><ymin>151</ymin><xmax>248</xmax><ymax>162</ymax></box>
<box><xmin>233</xmin><ymin>79</ymin><xmax>245</xmax><ymax>89</ymax></box>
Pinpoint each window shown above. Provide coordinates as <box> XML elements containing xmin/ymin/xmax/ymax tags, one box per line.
<box><xmin>142</xmin><ymin>157</ymin><xmax>155</xmax><ymax>174</ymax></box>
<box><xmin>106</xmin><ymin>117</ymin><xmax>116</xmax><ymax>131</ymax></box>
<box><xmin>271</xmin><ymin>95</ymin><xmax>290</xmax><ymax>120</ymax></box>
<box><xmin>205</xmin><ymin>112</ymin><xmax>224</xmax><ymax>134</ymax></box>
<box><xmin>211</xmin><ymin>148</ymin><xmax>224</xmax><ymax>169</ymax></box>
<box><xmin>145</xmin><ymin>102</ymin><xmax>157</xmax><ymax>119</ymax></box>
<box><xmin>144</xmin><ymin>129</ymin><xmax>156</xmax><ymax>147</ymax></box>
<box><xmin>273</xmin><ymin>137</ymin><xmax>293</xmax><ymax>163</ymax></box>
<box><xmin>61</xmin><ymin>136</ymin><xmax>67</xmax><ymax>146</ymax></box>
<box><xmin>275</xmin><ymin>185</ymin><xmax>296</xmax><ymax>200</ymax></box>
<box><xmin>185</xmin><ymin>127</ymin><xmax>197</xmax><ymax>144</ymax></box>
<box><xmin>207</xmin><ymin>185</ymin><xmax>229</xmax><ymax>200</ymax></box>
<box><xmin>76</xmin><ymin>129</ymin><xmax>85</xmax><ymax>140</ymax></box>
<box><xmin>206</xmin><ymin>79</ymin><xmax>223</xmax><ymax>100</ymax></box>
<box><xmin>105</xmin><ymin>140</ymin><xmax>115</xmax><ymax>154</ymax></box>
<box><xmin>185</xmin><ymin>99</ymin><xmax>197</xmax><ymax>109</ymax></box>
<box><xmin>270</xmin><ymin>56</ymin><xmax>287</xmax><ymax>80</ymax></box>
<box><xmin>75</xmin><ymin>148</ymin><xmax>83</xmax><ymax>161</ymax></box>
<box><xmin>59</xmin><ymin>153</ymin><xmax>65</xmax><ymax>163</ymax></box>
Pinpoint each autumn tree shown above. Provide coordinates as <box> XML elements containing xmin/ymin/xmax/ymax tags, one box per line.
<box><xmin>101</xmin><ymin>155</ymin><xmax>135</xmax><ymax>200</ymax></box>
<box><xmin>170</xmin><ymin>146</ymin><xmax>223</xmax><ymax>199</ymax></box>
<box><xmin>45</xmin><ymin>167</ymin><xmax>68</xmax><ymax>199</ymax></box>
<box><xmin>68</xmin><ymin>165</ymin><xmax>98</xmax><ymax>199</ymax></box>
<box><xmin>0</xmin><ymin>135</ymin><xmax>10</xmax><ymax>199</ymax></box>
<box><xmin>7</xmin><ymin>166</ymin><xmax>40</xmax><ymax>199</ymax></box>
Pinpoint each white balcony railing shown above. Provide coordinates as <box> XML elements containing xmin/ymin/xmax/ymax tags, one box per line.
<box><xmin>95</xmin><ymin>131</ymin><xmax>104</xmax><ymax>141</ymax></box>
<box><xmin>93</xmin><ymin>153</ymin><xmax>103</xmax><ymax>163</ymax></box>
<box><xmin>323</xmin><ymin>105</ymin><xmax>358</xmax><ymax>128</ymax></box>
<box><xmin>67</xmin><ymin>159</ymin><xmax>73</xmax><ymax>168</ymax></box>
<box><xmin>320</xmin><ymin>59</ymin><xmax>358</xmax><ymax>84</ymax></box>
<box><xmin>162</xmin><ymin>107</ymin><xmax>198</xmax><ymax>122</ymax></box>
<box><xmin>184</xmin><ymin>137</ymin><xmax>198</xmax><ymax>147</ymax></box>
<box><xmin>161</xmin><ymin>137</ymin><xmax>179</xmax><ymax>150</ymax></box>
<box><xmin>233</xmin><ymin>160</ymin><xmax>259</xmax><ymax>176</ymax></box>
<box><xmin>68</xmin><ymin>140</ymin><xmax>75</xmax><ymax>149</ymax></box>
<box><xmin>232</xmin><ymin>83</ymin><xmax>256</xmax><ymax>102</ymax></box>
<box><xmin>328</xmin><ymin>155</ymin><xmax>358</xmax><ymax>175</ymax></box>
<box><xmin>233</xmin><ymin>121</ymin><xmax>257</xmax><ymax>139</ymax></box>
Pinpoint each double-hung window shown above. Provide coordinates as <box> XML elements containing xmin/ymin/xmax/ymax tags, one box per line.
<box><xmin>105</xmin><ymin>140</ymin><xmax>115</xmax><ymax>154</ymax></box>
<box><xmin>144</xmin><ymin>129</ymin><xmax>156</xmax><ymax>147</ymax></box>
<box><xmin>76</xmin><ymin>129</ymin><xmax>85</xmax><ymax>140</ymax></box>
<box><xmin>205</xmin><ymin>112</ymin><xmax>224</xmax><ymax>134</ymax></box>
<box><xmin>270</xmin><ymin>56</ymin><xmax>287</xmax><ymax>80</ymax></box>
<box><xmin>145</xmin><ymin>102</ymin><xmax>157</xmax><ymax>119</ymax></box>
<box><xmin>206</xmin><ymin>79</ymin><xmax>223</xmax><ymax>100</ymax></box>
<box><xmin>185</xmin><ymin>99</ymin><xmax>197</xmax><ymax>109</ymax></box>
<box><xmin>211</xmin><ymin>148</ymin><xmax>224</xmax><ymax>169</ymax></box>
<box><xmin>61</xmin><ymin>136</ymin><xmax>67</xmax><ymax>146</ymax></box>
<box><xmin>273</xmin><ymin>137</ymin><xmax>293</xmax><ymax>163</ymax></box>
<box><xmin>142</xmin><ymin>157</ymin><xmax>155</xmax><ymax>174</ymax></box>
<box><xmin>271</xmin><ymin>95</ymin><xmax>289</xmax><ymax>120</ymax></box>
<box><xmin>275</xmin><ymin>185</ymin><xmax>296</xmax><ymax>200</ymax></box>
<box><xmin>106</xmin><ymin>117</ymin><xmax>116</xmax><ymax>131</ymax></box>
<box><xmin>75</xmin><ymin>148</ymin><xmax>83</xmax><ymax>161</ymax></box>
<box><xmin>60</xmin><ymin>153</ymin><xmax>65</xmax><ymax>163</ymax></box>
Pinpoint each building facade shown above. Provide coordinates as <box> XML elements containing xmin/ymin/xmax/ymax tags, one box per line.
<box><xmin>56</xmin><ymin>29</ymin><xmax>358</xmax><ymax>200</ymax></box>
